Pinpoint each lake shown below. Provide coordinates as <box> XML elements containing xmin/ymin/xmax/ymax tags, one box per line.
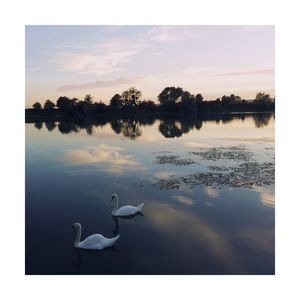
<box><xmin>25</xmin><ymin>113</ymin><xmax>275</xmax><ymax>274</ymax></box>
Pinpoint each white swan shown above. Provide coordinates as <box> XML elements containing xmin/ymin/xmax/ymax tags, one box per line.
<box><xmin>111</xmin><ymin>193</ymin><xmax>144</xmax><ymax>217</ymax></box>
<box><xmin>72</xmin><ymin>223</ymin><xmax>120</xmax><ymax>250</ymax></box>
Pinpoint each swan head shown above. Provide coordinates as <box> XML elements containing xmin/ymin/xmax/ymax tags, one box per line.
<box><xmin>72</xmin><ymin>222</ymin><xmax>81</xmax><ymax>230</ymax></box>
<box><xmin>111</xmin><ymin>193</ymin><xmax>118</xmax><ymax>201</ymax></box>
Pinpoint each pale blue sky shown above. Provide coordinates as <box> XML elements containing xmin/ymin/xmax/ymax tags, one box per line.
<box><xmin>25</xmin><ymin>25</ymin><xmax>274</xmax><ymax>106</ymax></box>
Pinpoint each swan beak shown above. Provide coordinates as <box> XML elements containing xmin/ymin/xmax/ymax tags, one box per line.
<box><xmin>71</xmin><ymin>225</ymin><xmax>74</xmax><ymax>229</ymax></box>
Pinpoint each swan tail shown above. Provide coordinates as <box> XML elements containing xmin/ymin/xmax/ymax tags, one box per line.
<box><xmin>111</xmin><ymin>235</ymin><xmax>120</xmax><ymax>244</ymax></box>
<box><xmin>136</xmin><ymin>203</ymin><xmax>144</xmax><ymax>212</ymax></box>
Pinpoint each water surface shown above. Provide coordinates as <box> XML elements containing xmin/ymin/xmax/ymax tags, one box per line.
<box><xmin>25</xmin><ymin>113</ymin><xmax>275</xmax><ymax>274</ymax></box>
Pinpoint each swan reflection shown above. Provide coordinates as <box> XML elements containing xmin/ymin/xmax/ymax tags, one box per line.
<box><xmin>73</xmin><ymin>244</ymin><xmax>120</xmax><ymax>270</ymax></box>
<box><xmin>112</xmin><ymin>213</ymin><xmax>144</xmax><ymax>236</ymax></box>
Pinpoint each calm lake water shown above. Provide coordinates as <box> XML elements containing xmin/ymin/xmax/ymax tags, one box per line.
<box><xmin>25</xmin><ymin>113</ymin><xmax>275</xmax><ymax>275</ymax></box>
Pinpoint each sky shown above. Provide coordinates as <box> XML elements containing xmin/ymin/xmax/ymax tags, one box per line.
<box><xmin>25</xmin><ymin>25</ymin><xmax>274</xmax><ymax>107</ymax></box>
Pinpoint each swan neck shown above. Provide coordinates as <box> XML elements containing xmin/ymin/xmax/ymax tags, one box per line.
<box><xmin>113</xmin><ymin>216</ymin><xmax>119</xmax><ymax>236</ymax></box>
<box><xmin>74</xmin><ymin>225</ymin><xmax>82</xmax><ymax>247</ymax></box>
<box><xmin>112</xmin><ymin>195</ymin><xmax>119</xmax><ymax>213</ymax></box>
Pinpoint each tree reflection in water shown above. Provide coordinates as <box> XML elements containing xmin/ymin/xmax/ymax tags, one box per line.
<box><xmin>252</xmin><ymin>114</ymin><xmax>273</xmax><ymax>128</ymax></box>
<box><xmin>34</xmin><ymin>122</ymin><xmax>43</xmax><ymax>130</ymax></box>
<box><xmin>58</xmin><ymin>121</ymin><xmax>79</xmax><ymax>134</ymax></box>
<box><xmin>159</xmin><ymin>119</ymin><xmax>182</xmax><ymax>138</ymax></box>
<box><xmin>119</xmin><ymin>119</ymin><xmax>142</xmax><ymax>140</ymax></box>
<box><xmin>111</xmin><ymin>117</ymin><xmax>156</xmax><ymax>140</ymax></box>
<box><xmin>33</xmin><ymin>113</ymin><xmax>273</xmax><ymax>139</ymax></box>
<box><xmin>45</xmin><ymin>121</ymin><xmax>56</xmax><ymax>131</ymax></box>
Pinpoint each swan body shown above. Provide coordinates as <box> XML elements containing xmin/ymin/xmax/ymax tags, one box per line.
<box><xmin>72</xmin><ymin>223</ymin><xmax>120</xmax><ymax>250</ymax></box>
<box><xmin>111</xmin><ymin>193</ymin><xmax>144</xmax><ymax>217</ymax></box>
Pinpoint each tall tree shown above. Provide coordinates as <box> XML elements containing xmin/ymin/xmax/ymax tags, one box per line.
<box><xmin>229</xmin><ymin>94</ymin><xmax>236</xmax><ymax>103</ymax></box>
<box><xmin>56</xmin><ymin>96</ymin><xmax>72</xmax><ymax>109</ymax></box>
<box><xmin>110</xmin><ymin>94</ymin><xmax>124</xmax><ymax>108</ymax></box>
<box><xmin>181</xmin><ymin>91</ymin><xmax>193</xmax><ymax>102</ymax></box>
<box><xmin>71</xmin><ymin>97</ymin><xmax>79</xmax><ymax>106</ymax></box>
<box><xmin>158</xmin><ymin>87</ymin><xmax>183</xmax><ymax>105</ymax></box>
<box><xmin>84</xmin><ymin>94</ymin><xmax>93</xmax><ymax>104</ymax></box>
<box><xmin>181</xmin><ymin>91</ymin><xmax>196</xmax><ymax>111</ymax></box>
<box><xmin>255</xmin><ymin>92</ymin><xmax>271</xmax><ymax>102</ymax></box>
<box><xmin>221</xmin><ymin>95</ymin><xmax>230</xmax><ymax>104</ymax></box>
<box><xmin>121</xmin><ymin>87</ymin><xmax>142</xmax><ymax>107</ymax></box>
<box><xmin>195</xmin><ymin>93</ymin><xmax>204</xmax><ymax>103</ymax></box>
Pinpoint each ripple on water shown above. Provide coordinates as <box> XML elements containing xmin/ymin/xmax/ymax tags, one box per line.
<box><xmin>153</xmin><ymin>146</ymin><xmax>274</xmax><ymax>190</ymax></box>
<box><xmin>154</xmin><ymin>155</ymin><xmax>196</xmax><ymax>166</ymax></box>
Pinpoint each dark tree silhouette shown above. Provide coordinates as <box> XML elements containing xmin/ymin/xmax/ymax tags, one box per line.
<box><xmin>44</xmin><ymin>99</ymin><xmax>55</xmax><ymax>109</ymax></box>
<box><xmin>229</xmin><ymin>94</ymin><xmax>236</xmax><ymax>104</ymax></box>
<box><xmin>234</xmin><ymin>95</ymin><xmax>242</xmax><ymax>102</ymax></box>
<box><xmin>84</xmin><ymin>94</ymin><xmax>93</xmax><ymax>104</ymax></box>
<box><xmin>221</xmin><ymin>95</ymin><xmax>230</xmax><ymax>105</ymax></box>
<box><xmin>255</xmin><ymin>92</ymin><xmax>272</xmax><ymax>102</ymax></box>
<box><xmin>56</xmin><ymin>96</ymin><xmax>73</xmax><ymax>109</ymax></box>
<box><xmin>121</xmin><ymin>87</ymin><xmax>142</xmax><ymax>107</ymax></box>
<box><xmin>195</xmin><ymin>93</ymin><xmax>204</xmax><ymax>111</ymax></box>
<box><xmin>138</xmin><ymin>100</ymin><xmax>156</xmax><ymax>111</ymax></box>
<box><xmin>75</xmin><ymin>100</ymin><xmax>85</xmax><ymax>112</ymax></box>
<box><xmin>221</xmin><ymin>94</ymin><xmax>241</xmax><ymax>105</ymax></box>
<box><xmin>158</xmin><ymin>87</ymin><xmax>183</xmax><ymax>105</ymax></box>
<box><xmin>32</xmin><ymin>101</ymin><xmax>42</xmax><ymax>109</ymax></box>
<box><xmin>180</xmin><ymin>91</ymin><xmax>196</xmax><ymax>111</ymax></box>
<box><xmin>95</xmin><ymin>101</ymin><xmax>107</xmax><ymax>113</ymax></box>
<box><xmin>110</xmin><ymin>94</ymin><xmax>124</xmax><ymax>109</ymax></box>
<box><xmin>26</xmin><ymin>86</ymin><xmax>274</xmax><ymax>121</ymax></box>
<box><xmin>71</xmin><ymin>97</ymin><xmax>79</xmax><ymax>105</ymax></box>
<box><xmin>195</xmin><ymin>93</ymin><xmax>204</xmax><ymax>103</ymax></box>
<box><xmin>137</xmin><ymin>115</ymin><xmax>156</xmax><ymax>126</ymax></box>
<box><xmin>229</xmin><ymin>94</ymin><xmax>241</xmax><ymax>103</ymax></box>
<box><xmin>181</xmin><ymin>91</ymin><xmax>193</xmax><ymax>102</ymax></box>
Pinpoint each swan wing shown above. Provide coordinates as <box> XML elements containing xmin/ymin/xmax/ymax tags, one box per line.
<box><xmin>116</xmin><ymin>205</ymin><xmax>139</xmax><ymax>216</ymax></box>
<box><xmin>79</xmin><ymin>234</ymin><xmax>119</xmax><ymax>250</ymax></box>
<box><xmin>79</xmin><ymin>234</ymin><xmax>105</xmax><ymax>249</ymax></box>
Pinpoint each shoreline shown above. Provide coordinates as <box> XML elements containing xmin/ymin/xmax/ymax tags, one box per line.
<box><xmin>25</xmin><ymin>108</ymin><xmax>275</xmax><ymax>123</ymax></box>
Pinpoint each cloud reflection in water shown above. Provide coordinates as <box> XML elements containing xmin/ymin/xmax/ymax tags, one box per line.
<box><xmin>64</xmin><ymin>144</ymin><xmax>145</xmax><ymax>174</ymax></box>
<box><xmin>254</xmin><ymin>186</ymin><xmax>275</xmax><ymax>207</ymax></box>
<box><xmin>146</xmin><ymin>201</ymin><xmax>244</xmax><ymax>273</ymax></box>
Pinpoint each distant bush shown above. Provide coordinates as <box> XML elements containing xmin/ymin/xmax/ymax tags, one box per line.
<box><xmin>44</xmin><ymin>99</ymin><xmax>55</xmax><ymax>109</ymax></box>
<box><xmin>32</xmin><ymin>101</ymin><xmax>42</xmax><ymax>109</ymax></box>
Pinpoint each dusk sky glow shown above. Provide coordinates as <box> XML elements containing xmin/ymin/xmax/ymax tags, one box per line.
<box><xmin>26</xmin><ymin>25</ymin><xmax>274</xmax><ymax>106</ymax></box>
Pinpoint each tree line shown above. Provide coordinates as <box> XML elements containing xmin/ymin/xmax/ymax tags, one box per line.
<box><xmin>31</xmin><ymin>87</ymin><xmax>275</xmax><ymax>114</ymax></box>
